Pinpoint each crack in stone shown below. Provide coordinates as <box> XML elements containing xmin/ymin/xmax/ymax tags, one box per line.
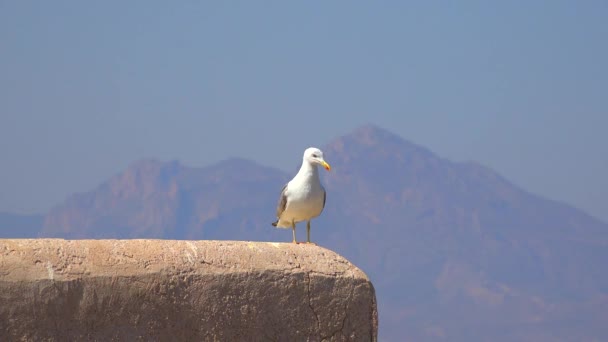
<box><xmin>342</xmin><ymin>273</ymin><xmax>357</xmax><ymax>336</ymax></box>
<box><xmin>337</xmin><ymin>279</ymin><xmax>354</xmax><ymax>339</ymax></box>
<box><xmin>322</xmin><ymin>271</ymin><xmax>356</xmax><ymax>341</ymax></box>
<box><xmin>305</xmin><ymin>271</ymin><xmax>322</xmax><ymax>341</ymax></box>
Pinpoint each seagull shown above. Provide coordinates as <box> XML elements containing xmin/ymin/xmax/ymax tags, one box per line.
<box><xmin>272</xmin><ymin>147</ymin><xmax>331</xmax><ymax>244</ymax></box>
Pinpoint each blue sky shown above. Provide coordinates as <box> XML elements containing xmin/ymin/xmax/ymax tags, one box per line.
<box><xmin>1</xmin><ymin>1</ymin><xmax>607</xmax><ymax>221</ymax></box>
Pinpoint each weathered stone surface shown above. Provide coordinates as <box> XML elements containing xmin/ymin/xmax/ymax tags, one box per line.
<box><xmin>0</xmin><ymin>239</ymin><xmax>377</xmax><ymax>341</ymax></box>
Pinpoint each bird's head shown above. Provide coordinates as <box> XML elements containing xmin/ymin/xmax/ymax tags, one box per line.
<box><xmin>303</xmin><ymin>147</ymin><xmax>331</xmax><ymax>171</ymax></box>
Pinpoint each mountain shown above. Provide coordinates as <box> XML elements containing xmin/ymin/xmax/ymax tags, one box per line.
<box><xmin>320</xmin><ymin>125</ymin><xmax>608</xmax><ymax>341</ymax></box>
<box><xmin>42</xmin><ymin>158</ymin><xmax>289</xmax><ymax>241</ymax></box>
<box><xmin>39</xmin><ymin>124</ymin><xmax>608</xmax><ymax>341</ymax></box>
<box><xmin>0</xmin><ymin>212</ymin><xmax>43</xmax><ymax>238</ymax></box>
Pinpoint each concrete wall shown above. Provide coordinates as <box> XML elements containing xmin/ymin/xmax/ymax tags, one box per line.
<box><xmin>0</xmin><ymin>239</ymin><xmax>377</xmax><ymax>341</ymax></box>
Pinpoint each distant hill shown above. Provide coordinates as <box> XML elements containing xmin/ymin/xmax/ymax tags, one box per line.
<box><xmin>0</xmin><ymin>212</ymin><xmax>43</xmax><ymax>238</ymax></box>
<box><xmin>320</xmin><ymin>125</ymin><xmax>608</xmax><ymax>341</ymax></box>
<box><xmin>42</xmin><ymin>158</ymin><xmax>289</xmax><ymax>241</ymax></box>
<box><xmin>34</xmin><ymin>124</ymin><xmax>608</xmax><ymax>341</ymax></box>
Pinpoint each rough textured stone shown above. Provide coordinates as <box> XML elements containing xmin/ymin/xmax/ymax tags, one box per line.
<box><xmin>0</xmin><ymin>239</ymin><xmax>377</xmax><ymax>341</ymax></box>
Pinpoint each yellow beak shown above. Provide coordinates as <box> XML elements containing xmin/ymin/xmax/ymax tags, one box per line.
<box><xmin>321</xmin><ymin>161</ymin><xmax>331</xmax><ymax>171</ymax></box>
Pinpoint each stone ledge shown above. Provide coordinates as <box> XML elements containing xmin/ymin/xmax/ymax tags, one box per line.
<box><xmin>0</xmin><ymin>239</ymin><xmax>378</xmax><ymax>341</ymax></box>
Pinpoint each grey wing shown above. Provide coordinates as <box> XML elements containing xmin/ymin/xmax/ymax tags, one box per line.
<box><xmin>276</xmin><ymin>184</ymin><xmax>288</xmax><ymax>218</ymax></box>
<box><xmin>322</xmin><ymin>188</ymin><xmax>326</xmax><ymax>210</ymax></box>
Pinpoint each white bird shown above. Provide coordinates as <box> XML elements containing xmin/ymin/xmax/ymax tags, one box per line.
<box><xmin>272</xmin><ymin>147</ymin><xmax>331</xmax><ymax>244</ymax></box>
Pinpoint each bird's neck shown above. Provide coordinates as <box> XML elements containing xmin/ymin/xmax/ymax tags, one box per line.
<box><xmin>296</xmin><ymin>160</ymin><xmax>318</xmax><ymax>179</ymax></box>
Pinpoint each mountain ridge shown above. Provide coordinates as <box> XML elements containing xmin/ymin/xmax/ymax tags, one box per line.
<box><xmin>4</xmin><ymin>124</ymin><xmax>608</xmax><ymax>341</ymax></box>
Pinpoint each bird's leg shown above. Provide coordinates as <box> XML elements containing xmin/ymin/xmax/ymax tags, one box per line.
<box><xmin>291</xmin><ymin>220</ymin><xmax>297</xmax><ymax>244</ymax></box>
<box><xmin>306</xmin><ymin>221</ymin><xmax>316</xmax><ymax>245</ymax></box>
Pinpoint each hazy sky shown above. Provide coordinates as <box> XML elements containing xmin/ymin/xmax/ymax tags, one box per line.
<box><xmin>1</xmin><ymin>1</ymin><xmax>607</xmax><ymax>222</ymax></box>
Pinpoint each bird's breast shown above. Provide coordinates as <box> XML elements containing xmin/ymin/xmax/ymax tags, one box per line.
<box><xmin>286</xmin><ymin>187</ymin><xmax>324</xmax><ymax>212</ymax></box>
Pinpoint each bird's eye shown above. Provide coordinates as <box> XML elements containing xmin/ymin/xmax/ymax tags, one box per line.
<box><xmin>312</xmin><ymin>154</ymin><xmax>318</xmax><ymax>158</ymax></box>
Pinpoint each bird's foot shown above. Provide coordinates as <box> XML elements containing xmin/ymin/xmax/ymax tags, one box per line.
<box><xmin>305</xmin><ymin>242</ymin><xmax>317</xmax><ymax>246</ymax></box>
<box><xmin>292</xmin><ymin>239</ymin><xmax>301</xmax><ymax>244</ymax></box>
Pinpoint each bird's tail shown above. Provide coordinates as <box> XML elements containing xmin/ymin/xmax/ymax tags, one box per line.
<box><xmin>271</xmin><ymin>220</ymin><xmax>291</xmax><ymax>228</ymax></box>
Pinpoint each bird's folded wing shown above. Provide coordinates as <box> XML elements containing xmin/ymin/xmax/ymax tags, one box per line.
<box><xmin>322</xmin><ymin>189</ymin><xmax>326</xmax><ymax>210</ymax></box>
<box><xmin>276</xmin><ymin>184</ymin><xmax>288</xmax><ymax>218</ymax></box>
